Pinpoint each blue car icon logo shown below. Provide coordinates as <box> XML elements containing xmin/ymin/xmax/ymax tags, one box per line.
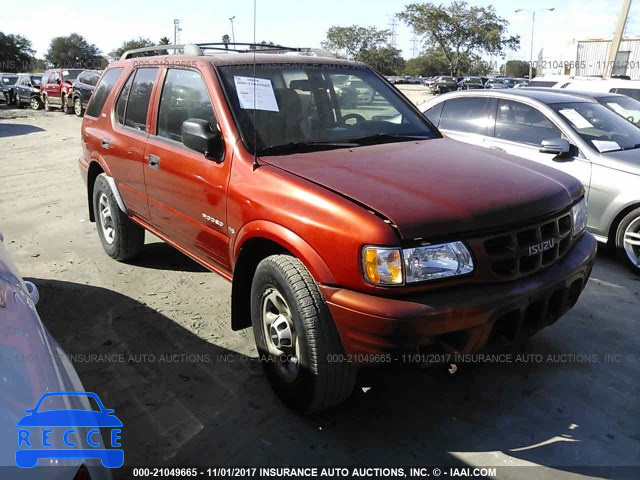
<box><xmin>16</xmin><ymin>391</ymin><xmax>123</xmax><ymax>468</ymax></box>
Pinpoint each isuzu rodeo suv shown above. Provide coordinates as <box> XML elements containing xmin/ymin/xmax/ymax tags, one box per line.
<box><xmin>78</xmin><ymin>43</ymin><xmax>597</xmax><ymax>412</ymax></box>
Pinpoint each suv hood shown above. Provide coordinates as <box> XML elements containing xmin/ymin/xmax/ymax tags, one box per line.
<box><xmin>261</xmin><ymin>138</ymin><xmax>583</xmax><ymax>240</ymax></box>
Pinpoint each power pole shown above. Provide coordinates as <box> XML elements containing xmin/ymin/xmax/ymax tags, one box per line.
<box><xmin>388</xmin><ymin>16</ymin><xmax>398</xmax><ymax>48</ymax></box>
<box><xmin>173</xmin><ymin>19</ymin><xmax>182</xmax><ymax>44</ymax></box>
<box><xmin>229</xmin><ymin>16</ymin><xmax>236</xmax><ymax>44</ymax></box>
<box><xmin>605</xmin><ymin>0</ymin><xmax>632</xmax><ymax>77</ymax></box>
<box><xmin>411</xmin><ymin>34</ymin><xmax>418</xmax><ymax>59</ymax></box>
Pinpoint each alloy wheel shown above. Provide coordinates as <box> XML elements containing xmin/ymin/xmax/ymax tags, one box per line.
<box><xmin>261</xmin><ymin>287</ymin><xmax>300</xmax><ymax>382</ymax></box>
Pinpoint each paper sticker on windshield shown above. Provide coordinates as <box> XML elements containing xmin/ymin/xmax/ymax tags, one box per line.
<box><xmin>234</xmin><ymin>76</ymin><xmax>279</xmax><ymax>112</ymax></box>
<box><xmin>591</xmin><ymin>140</ymin><xmax>621</xmax><ymax>153</ymax></box>
<box><xmin>606</xmin><ymin>102</ymin><xmax>631</xmax><ymax>118</ymax></box>
<box><xmin>559</xmin><ymin>109</ymin><xmax>593</xmax><ymax>129</ymax></box>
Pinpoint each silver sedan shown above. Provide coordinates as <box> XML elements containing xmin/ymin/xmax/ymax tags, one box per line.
<box><xmin>418</xmin><ymin>89</ymin><xmax>640</xmax><ymax>273</ymax></box>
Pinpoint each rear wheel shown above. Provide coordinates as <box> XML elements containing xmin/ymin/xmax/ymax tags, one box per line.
<box><xmin>74</xmin><ymin>96</ymin><xmax>84</xmax><ymax>117</ymax></box>
<box><xmin>615</xmin><ymin>207</ymin><xmax>640</xmax><ymax>274</ymax></box>
<box><xmin>251</xmin><ymin>255</ymin><xmax>356</xmax><ymax>413</ymax></box>
<box><xmin>93</xmin><ymin>174</ymin><xmax>145</xmax><ymax>261</ymax></box>
<box><xmin>62</xmin><ymin>93</ymin><xmax>73</xmax><ymax>114</ymax></box>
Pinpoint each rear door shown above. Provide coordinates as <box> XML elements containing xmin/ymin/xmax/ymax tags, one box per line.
<box><xmin>484</xmin><ymin>99</ymin><xmax>592</xmax><ymax>194</ymax></box>
<box><xmin>104</xmin><ymin>67</ymin><xmax>160</xmax><ymax>220</ymax></box>
<box><xmin>143</xmin><ymin>66</ymin><xmax>232</xmax><ymax>269</ymax></box>
<box><xmin>436</xmin><ymin>96</ymin><xmax>497</xmax><ymax>147</ymax></box>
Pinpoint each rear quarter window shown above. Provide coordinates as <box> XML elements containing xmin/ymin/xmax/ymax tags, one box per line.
<box><xmin>86</xmin><ymin>68</ymin><xmax>123</xmax><ymax>118</ymax></box>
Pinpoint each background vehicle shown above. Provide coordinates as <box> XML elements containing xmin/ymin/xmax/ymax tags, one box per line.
<box><xmin>71</xmin><ymin>70</ymin><xmax>101</xmax><ymax>116</ymax></box>
<box><xmin>40</xmin><ymin>68</ymin><xmax>83</xmax><ymax>113</ymax></box>
<box><xmin>419</xmin><ymin>89</ymin><xmax>640</xmax><ymax>273</ymax></box>
<box><xmin>345</xmin><ymin>76</ymin><xmax>376</xmax><ymax>104</ymax></box>
<box><xmin>79</xmin><ymin>43</ymin><xmax>595</xmax><ymax>413</ymax></box>
<box><xmin>0</xmin><ymin>73</ymin><xmax>19</xmax><ymax>104</ymax></box>
<box><xmin>430</xmin><ymin>76</ymin><xmax>458</xmax><ymax>94</ymax></box>
<box><xmin>0</xmin><ymin>232</ymin><xmax>111</xmax><ymax>478</ymax></box>
<box><xmin>457</xmin><ymin>77</ymin><xmax>484</xmax><ymax>90</ymax></box>
<box><xmin>559</xmin><ymin>78</ymin><xmax>640</xmax><ymax>102</ymax></box>
<box><xmin>14</xmin><ymin>74</ymin><xmax>43</xmax><ymax>110</ymax></box>
<box><xmin>484</xmin><ymin>78</ymin><xmax>509</xmax><ymax>89</ymax></box>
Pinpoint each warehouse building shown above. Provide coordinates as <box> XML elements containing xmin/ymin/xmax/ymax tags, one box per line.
<box><xmin>575</xmin><ymin>37</ymin><xmax>640</xmax><ymax>78</ymax></box>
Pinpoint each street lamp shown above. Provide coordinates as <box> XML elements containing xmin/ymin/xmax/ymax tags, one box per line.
<box><xmin>229</xmin><ymin>16</ymin><xmax>236</xmax><ymax>44</ymax></box>
<box><xmin>515</xmin><ymin>8</ymin><xmax>555</xmax><ymax>79</ymax></box>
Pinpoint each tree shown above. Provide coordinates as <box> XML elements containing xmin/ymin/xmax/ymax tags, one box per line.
<box><xmin>398</xmin><ymin>1</ymin><xmax>519</xmax><ymax>76</ymax></box>
<box><xmin>159</xmin><ymin>37</ymin><xmax>171</xmax><ymax>46</ymax></box>
<box><xmin>502</xmin><ymin>59</ymin><xmax>535</xmax><ymax>78</ymax></box>
<box><xmin>222</xmin><ymin>34</ymin><xmax>230</xmax><ymax>49</ymax></box>
<box><xmin>321</xmin><ymin>25</ymin><xmax>390</xmax><ymax>59</ymax></box>
<box><xmin>109</xmin><ymin>37</ymin><xmax>154</xmax><ymax>61</ymax></box>
<box><xmin>46</xmin><ymin>33</ymin><xmax>105</xmax><ymax>69</ymax></box>
<box><xmin>357</xmin><ymin>46</ymin><xmax>405</xmax><ymax>75</ymax></box>
<box><xmin>0</xmin><ymin>32</ymin><xmax>35</xmax><ymax>72</ymax></box>
<box><xmin>403</xmin><ymin>49</ymin><xmax>450</xmax><ymax>77</ymax></box>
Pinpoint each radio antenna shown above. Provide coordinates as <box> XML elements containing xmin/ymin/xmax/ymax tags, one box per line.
<box><xmin>252</xmin><ymin>0</ymin><xmax>259</xmax><ymax>170</ymax></box>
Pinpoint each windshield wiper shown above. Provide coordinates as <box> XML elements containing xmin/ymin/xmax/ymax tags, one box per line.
<box><xmin>258</xmin><ymin>141</ymin><xmax>357</xmax><ymax>156</ymax></box>
<box><xmin>347</xmin><ymin>133</ymin><xmax>431</xmax><ymax>146</ymax></box>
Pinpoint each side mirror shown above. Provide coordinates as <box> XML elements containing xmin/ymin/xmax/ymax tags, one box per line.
<box><xmin>56</xmin><ymin>78</ymin><xmax>61</xmax><ymax>85</ymax></box>
<box><xmin>539</xmin><ymin>138</ymin><xmax>571</xmax><ymax>156</ymax></box>
<box><xmin>181</xmin><ymin>118</ymin><xmax>224</xmax><ymax>161</ymax></box>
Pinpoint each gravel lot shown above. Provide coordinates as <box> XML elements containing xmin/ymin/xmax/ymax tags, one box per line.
<box><xmin>1</xmin><ymin>100</ymin><xmax>639</xmax><ymax>480</ymax></box>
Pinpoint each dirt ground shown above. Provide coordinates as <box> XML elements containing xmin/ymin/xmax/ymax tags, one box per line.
<box><xmin>1</xmin><ymin>99</ymin><xmax>639</xmax><ymax>480</ymax></box>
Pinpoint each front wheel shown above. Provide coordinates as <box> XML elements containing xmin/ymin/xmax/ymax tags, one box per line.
<box><xmin>62</xmin><ymin>94</ymin><xmax>73</xmax><ymax>114</ymax></box>
<box><xmin>74</xmin><ymin>96</ymin><xmax>84</xmax><ymax>117</ymax></box>
<box><xmin>93</xmin><ymin>174</ymin><xmax>145</xmax><ymax>261</ymax></box>
<box><xmin>615</xmin><ymin>207</ymin><xmax>640</xmax><ymax>274</ymax></box>
<box><xmin>30</xmin><ymin>96</ymin><xmax>42</xmax><ymax>110</ymax></box>
<box><xmin>251</xmin><ymin>255</ymin><xmax>356</xmax><ymax>413</ymax></box>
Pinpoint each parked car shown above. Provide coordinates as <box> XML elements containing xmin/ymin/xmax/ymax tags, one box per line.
<box><xmin>484</xmin><ymin>78</ymin><xmax>509</xmax><ymax>89</ymax></box>
<box><xmin>40</xmin><ymin>68</ymin><xmax>83</xmax><ymax>113</ymax></box>
<box><xmin>79</xmin><ymin>44</ymin><xmax>595</xmax><ymax>413</ymax></box>
<box><xmin>419</xmin><ymin>89</ymin><xmax>640</xmax><ymax>272</ymax></box>
<box><xmin>430</xmin><ymin>76</ymin><xmax>458</xmax><ymax>94</ymax></box>
<box><xmin>0</xmin><ymin>232</ymin><xmax>111</xmax><ymax>478</ymax></box>
<box><xmin>345</xmin><ymin>76</ymin><xmax>375</xmax><ymax>104</ymax></box>
<box><xmin>559</xmin><ymin>78</ymin><xmax>640</xmax><ymax>102</ymax></box>
<box><xmin>13</xmin><ymin>74</ymin><xmax>43</xmax><ymax>110</ymax></box>
<box><xmin>71</xmin><ymin>70</ymin><xmax>101</xmax><ymax>117</ymax></box>
<box><xmin>457</xmin><ymin>77</ymin><xmax>484</xmax><ymax>90</ymax></box>
<box><xmin>0</xmin><ymin>73</ymin><xmax>19</xmax><ymax>104</ymax></box>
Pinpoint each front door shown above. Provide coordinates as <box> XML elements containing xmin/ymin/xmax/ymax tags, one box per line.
<box><xmin>143</xmin><ymin>67</ymin><xmax>232</xmax><ymax>269</ymax></box>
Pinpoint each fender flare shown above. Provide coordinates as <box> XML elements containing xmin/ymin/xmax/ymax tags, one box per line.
<box><xmin>96</xmin><ymin>172</ymin><xmax>128</xmax><ymax>215</ymax></box>
<box><xmin>232</xmin><ymin>220</ymin><xmax>337</xmax><ymax>285</ymax></box>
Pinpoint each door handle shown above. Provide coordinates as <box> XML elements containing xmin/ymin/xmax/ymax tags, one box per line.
<box><xmin>148</xmin><ymin>154</ymin><xmax>160</xmax><ymax>169</ymax></box>
<box><xmin>101</xmin><ymin>138</ymin><xmax>110</xmax><ymax>149</ymax></box>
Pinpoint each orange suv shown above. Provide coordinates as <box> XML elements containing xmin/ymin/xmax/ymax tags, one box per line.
<box><xmin>78</xmin><ymin>43</ymin><xmax>597</xmax><ymax>412</ymax></box>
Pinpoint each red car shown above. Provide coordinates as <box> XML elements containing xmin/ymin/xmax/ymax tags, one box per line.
<box><xmin>41</xmin><ymin>68</ymin><xmax>83</xmax><ymax>113</ymax></box>
<box><xmin>78</xmin><ymin>43</ymin><xmax>596</xmax><ymax>412</ymax></box>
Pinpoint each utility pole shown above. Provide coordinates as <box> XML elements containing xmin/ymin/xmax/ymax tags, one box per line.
<box><xmin>411</xmin><ymin>34</ymin><xmax>418</xmax><ymax>59</ymax></box>
<box><xmin>605</xmin><ymin>0</ymin><xmax>632</xmax><ymax>77</ymax></box>
<box><xmin>173</xmin><ymin>19</ymin><xmax>182</xmax><ymax>45</ymax></box>
<box><xmin>229</xmin><ymin>16</ymin><xmax>236</xmax><ymax>44</ymax></box>
<box><xmin>515</xmin><ymin>8</ymin><xmax>555</xmax><ymax>79</ymax></box>
<box><xmin>388</xmin><ymin>16</ymin><xmax>398</xmax><ymax>48</ymax></box>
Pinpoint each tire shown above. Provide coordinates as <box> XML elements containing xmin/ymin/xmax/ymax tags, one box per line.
<box><xmin>251</xmin><ymin>255</ymin><xmax>357</xmax><ymax>413</ymax></box>
<box><xmin>44</xmin><ymin>96</ymin><xmax>51</xmax><ymax>111</ymax></box>
<box><xmin>30</xmin><ymin>96</ymin><xmax>42</xmax><ymax>110</ymax></box>
<box><xmin>74</xmin><ymin>96</ymin><xmax>84</xmax><ymax>117</ymax></box>
<box><xmin>62</xmin><ymin>93</ymin><xmax>73</xmax><ymax>114</ymax></box>
<box><xmin>92</xmin><ymin>174</ymin><xmax>145</xmax><ymax>261</ymax></box>
<box><xmin>615</xmin><ymin>207</ymin><xmax>640</xmax><ymax>274</ymax></box>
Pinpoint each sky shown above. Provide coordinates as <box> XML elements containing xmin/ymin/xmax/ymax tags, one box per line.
<box><xmin>1</xmin><ymin>0</ymin><xmax>638</xmax><ymax>65</ymax></box>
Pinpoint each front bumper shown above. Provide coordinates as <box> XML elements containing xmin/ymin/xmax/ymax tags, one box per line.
<box><xmin>320</xmin><ymin>232</ymin><xmax>597</xmax><ymax>360</ymax></box>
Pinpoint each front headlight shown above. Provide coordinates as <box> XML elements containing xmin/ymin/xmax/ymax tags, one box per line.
<box><xmin>403</xmin><ymin>242</ymin><xmax>474</xmax><ymax>283</ymax></box>
<box><xmin>571</xmin><ymin>197</ymin><xmax>588</xmax><ymax>237</ymax></box>
<box><xmin>362</xmin><ymin>242</ymin><xmax>474</xmax><ymax>285</ymax></box>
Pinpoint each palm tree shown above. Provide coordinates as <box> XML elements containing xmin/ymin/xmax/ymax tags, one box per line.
<box><xmin>222</xmin><ymin>34</ymin><xmax>230</xmax><ymax>50</ymax></box>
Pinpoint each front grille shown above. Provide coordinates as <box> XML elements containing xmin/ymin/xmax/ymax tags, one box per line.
<box><xmin>474</xmin><ymin>211</ymin><xmax>573</xmax><ymax>280</ymax></box>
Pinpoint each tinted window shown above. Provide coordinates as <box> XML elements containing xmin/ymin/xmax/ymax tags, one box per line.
<box><xmin>495</xmin><ymin>100</ymin><xmax>561</xmax><ymax>146</ymax></box>
<box><xmin>611</xmin><ymin>88</ymin><xmax>640</xmax><ymax>102</ymax></box>
<box><xmin>424</xmin><ymin>102</ymin><xmax>444</xmax><ymax>127</ymax></box>
<box><xmin>88</xmin><ymin>73</ymin><xmax>100</xmax><ymax>87</ymax></box>
<box><xmin>157</xmin><ymin>69</ymin><xmax>216</xmax><ymax>143</ymax></box>
<box><xmin>86</xmin><ymin>68</ymin><xmax>123</xmax><ymax>118</ymax></box>
<box><xmin>525</xmin><ymin>81</ymin><xmax>558</xmax><ymax>88</ymax></box>
<box><xmin>30</xmin><ymin>76</ymin><xmax>42</xmax><ymax>86</ymax></box>
<box><xmin>115</xmin><ymin>68</ymin><xmax>158</xmax><ymax>131</ymax></box>
<box><xmin>48</xmin><ymin>72</ymin><xmax>59</xmax><ymax>84</ymax></box>
<box><xmin>439</xmin><ymin>97</ymin><xmax>495</xmax><ymax>135</ymax></box>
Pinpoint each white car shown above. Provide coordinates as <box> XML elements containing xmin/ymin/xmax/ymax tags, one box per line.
<box><xmin>559</xmin><ymin>78</ymin><xmax>640</xmax><ymax>102</ymax></box>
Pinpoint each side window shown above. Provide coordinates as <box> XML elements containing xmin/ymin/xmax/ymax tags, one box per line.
<box><xmin>424</xmin><ymin>102</ymin><xmax>444</xmax><ymax>127</ymax></box>
<box><xmin>42</xmin><ymin>72</ymin><xmax>50</xmax><ymax>85</ymax></box>
<box><xmin>495</xmin><ymin>100</ymin><xmax>562</xmax><ymax>146</ymax></box>
<box><xmin>157</xmin><ymin>69</ymin><xmax>216</xmax><ymax>143</ymax></box>
<box><xmin>115</xmin><ymin>67</ymin><xmax>158</xmax><ymax>131</ymax></box>
<box><xmin>49</xmin><ymin>72</ymin><xmax>59</xmax><ymax>84</ymax></box>
<box><xmin>89</xmin><ymin>73</ymin><xmax>100</xmax><ymax>87</ymax></box>
<box><xmin>439</xmin><ymin>97</ymin><xmax>495</xmax><ymax>135</ymax></box>
<box><xmin>86</xmin><ymin>68</ymin><xmax>123</xmax><ymax>118</ymax></box>
<box><xmin>611</xmin><ymin>88</ymin><xmax>640</xmax><ymax>102</ymax></box>
<box><xmin>77</xmin><ymin>73</ymin><xmax>86</xmax><ymax>84</ymax></box>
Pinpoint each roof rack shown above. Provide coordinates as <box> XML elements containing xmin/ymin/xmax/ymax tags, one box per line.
<box><xmin>120</xmin><ymin>42</ymin><xmax>334</xmax><ymax>60</ymax></box>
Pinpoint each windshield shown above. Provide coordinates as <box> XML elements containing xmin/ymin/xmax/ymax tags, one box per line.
<box><xmin>218</xmin><ymin>64</ymin><xmax>438</xmax><ymax>156</ymax></box>
<box><xmin>551</xmin><ymin>101</ymin><xmax>640</xmax><ymax>152</ymax></box>
<box><xmin>62</xmin><ymin>69</ymin><xmax>83</xmax><ymax>81</ymax></box>
<box><xmin>465</xmin><ymin>78</ymin><xmax>482</xmax><ymax>84</ymax></box>
<box><xmin>30</xmin><ymin>76</ymin><xmax>42</xmax><ymax>86</ymax></box>
<box><xmin>2</xmin><ymin>75</ymin><xmax>18</xmax><ymax>85</ymax></box>
<box><xmin>597</xmin><ymin>95</ymin><xmax>640</xmax><ymax>127</ymax></box>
